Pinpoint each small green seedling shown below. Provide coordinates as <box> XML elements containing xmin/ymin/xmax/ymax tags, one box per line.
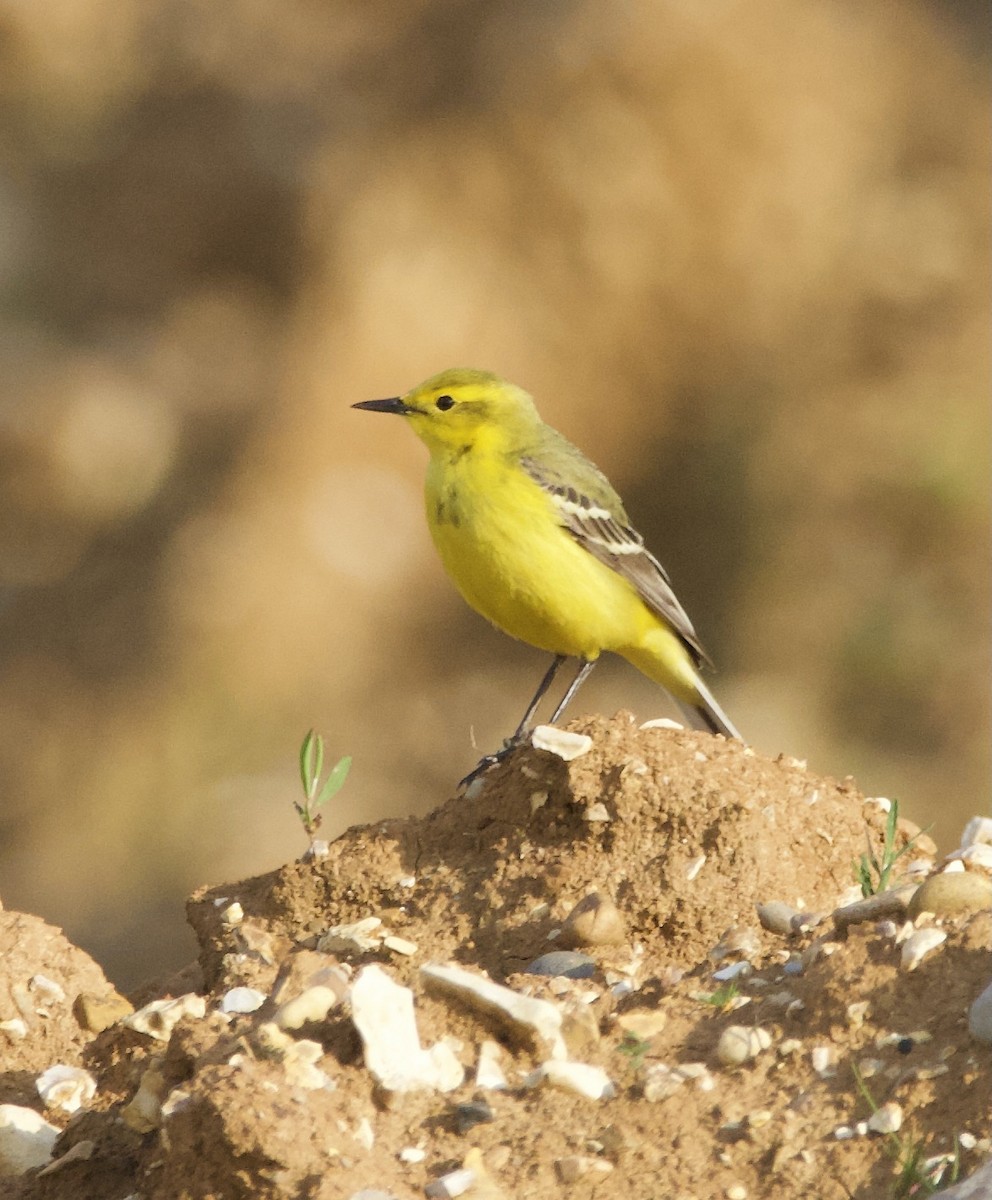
<box><xmin>699</xmin><ymin>979</ymin><xmax>741</xmax><ymax>1010</ymax></box>
<box><xmin>295</xmin><ymin>729</ymin><xmax>351</xmax><ymax>843</ymax></box>
<box><xmin>851</xmin><ymin>1063</ymin><xmax>960</xmax><ymax>1197</ymax></box>
<box><xmin>855</xmin><ymin>799</ymin><xmax>930</xmax><ymax>898</ymax></box>
<box><xmin>617</xmin><ymin>1032</ymin><xmax>651</xmax><ymax>1073</ymax></box>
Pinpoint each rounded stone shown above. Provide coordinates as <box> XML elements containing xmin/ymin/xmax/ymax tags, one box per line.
<box><xmin>907</xmin><ymin>872</ymin><xmax>992</xmax><ymax>919</ymax></box>
<box><xmin>968</xmin><ymin>979</ymin><xmax>992</xmax><ymax>1045</ymax></box>
<box><xmin>560</xmin><ymin>893</ymin><xmax>627</xmax><ymax>948</ymax></box>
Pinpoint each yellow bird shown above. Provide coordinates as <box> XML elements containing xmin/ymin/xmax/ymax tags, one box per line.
<box><xmin>354</xmin><ymin>368</ymin><xmax>740</xmax><ymax>783</ymax></box>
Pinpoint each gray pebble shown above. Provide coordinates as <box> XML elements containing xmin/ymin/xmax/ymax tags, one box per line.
<box><xmin>525</xmin><ymin>951</ymin><xmax>596</xmax><ymax>979</ymax></box>
<box><xmin>454</xmin><ymin>1099</ymin><xmax>494</xmax><ymax>1134</ymax></box>
<box><xmin>756</xmin><ymin>901</ymin><xmax>799</xmax><ymax>937</ymax></box>
<box><xmin>968</xmin><ymin>977</ymin><xmax>992</xmax><ymax>1045</ymax></box>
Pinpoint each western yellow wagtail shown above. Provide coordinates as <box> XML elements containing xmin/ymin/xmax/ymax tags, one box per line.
<box><xmin>354</xmin><ymin>368</ymin><xmax>740</xmax><ymax>784</ymax></box>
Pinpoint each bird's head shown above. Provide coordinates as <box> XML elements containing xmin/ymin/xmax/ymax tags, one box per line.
<box><xmin>353</xmin><ymin>368</ymin><xmax>539</xmax><ymax>455</ymax></box>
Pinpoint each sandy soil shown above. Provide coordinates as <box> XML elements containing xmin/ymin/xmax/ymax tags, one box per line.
<box><xmin>1</xmin><ymin>713</ymin><xmax>989</xmax><ymax>1199</ymax></box>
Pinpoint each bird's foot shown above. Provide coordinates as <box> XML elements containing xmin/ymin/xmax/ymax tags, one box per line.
<box><xmin>458</xmin><ymin>735</ymin><xmax>525</xmax><ymax>790</ymax></box>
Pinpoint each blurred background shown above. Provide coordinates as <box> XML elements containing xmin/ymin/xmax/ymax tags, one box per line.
<box><xmin>0</xmin><ymin>0</ymin><xmax>988</xmax><ymax>989</ymax></box>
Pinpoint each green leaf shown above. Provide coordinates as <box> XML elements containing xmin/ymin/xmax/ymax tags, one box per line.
<box><xmin>315</xmin><ymin>755</ymin><xmax>352</xmax><ymax>809</ymax></box>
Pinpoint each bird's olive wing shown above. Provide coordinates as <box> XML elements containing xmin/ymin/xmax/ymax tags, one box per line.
<box><xmin>521</xmin><ymin>456</ymin><xmax>711</xmax><ymax>668</ymax></box>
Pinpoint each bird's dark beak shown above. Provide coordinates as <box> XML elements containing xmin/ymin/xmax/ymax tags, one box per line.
<box><xmin>352</xmin><ymin>397</ymin><xmax>412</xmax><ymax>414</ymax></box>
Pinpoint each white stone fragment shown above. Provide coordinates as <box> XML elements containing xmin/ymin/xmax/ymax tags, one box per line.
<box><xmin>961</xmin><ymin>816</ymin><xmax>992</xmax><ymax>848</ymax></box>
<box><xmin>901</xmin><ymin>928</ymin><xmax>947</xmax><ymax>971</ymax></box>
<box><xmin>583</xmin><ymin>802</ymin><xmax>611</xmax><ymax>822</ymax></box>
<box><xmin>947</xmin><ymin>844</ymin><xmax>992</xmax><ymax>870</ymax></box>
<box><xmin>29</xmin><ymin>975</ymin><xmax>66</xmax><ymax>1008</ymax></box>
<box><xmin>0</xmin><ymin>1105</ymin><xmax>59</xmax><ymax>1175</ymax></box>
<box><xmin>123</xmin><ymin>994</ymin><xmax>206</xmax><ymax>1042</ymax></box>
<box><xmin>529</xmin><ymin>1060</ymin><xmax>616</xmax><ymax>1101</ymax></box>
<box><xmin>531</xmin><ymin>725</ymin><xmax>593</xmax><ymax>761</ymax></box>
<box><xmin>943</xmin><ymin>860</ymin><xmax>966</xmax><ymax>873</ymax></box>
<box><xmin>425</xmin><ymin>1167</ymin><xmax>476</xmax><ymax>1198</ymax></box>
<box><xmin>36</xmin><ymin>1065</ymin><xmax>96</xmax><ymax>1113</ymax></box>
<box><xmin>0</xmin><ymin>1019</ymin><xmax>27</xmax><ymax>1040</ymax></box>
<box><xmin>421</xmin><ymin>962</ymin><xmax>566</xmax><ymax>1059</ymax></box>
<box><xmin>160</xmin><ymin>1088</ymin><xmax>192</xmax><ymax>1118</ymax></box>
<box><xmin>384</xmin><ymin>936</ymin><xmax>419</xmax><ymax>957</ymax></box>
<box><xmin>351</xmin><ymin>965</ymin><xmax>463</xmax><ymax>1094</ymax></box>
<box><xmin>399</xmin><ymin>1145</ymin><xmax>425</xmax><ymax>1163</ymax></box>
<box><xmin>219</xmin><ymin>987</ymin><xmax>267</xmax><ymax>1015</ymax></box>
<box><xmin>867</xmin><ymin>1101</ymin><xmax>903</xmax><ymax>1135</ymax></box>
<box><xmin>475</xmin><ymin>1040</ymin><xmax>508</xmax><ymax>1090</ymax></box>
<box><xmin>865</xmin><ymin>797</ymin><xmax>893</xmax><ymax>813</ymax></box>
<box><xmin>642</xmin><ymin>1061</ymin><xmax>713</xmax><ymax>1101</ymax></box>
<box><xmin>686</xmin><ymin>855</ymin><xmax>706</xmax><ymax>882</ymax></box>
<box><xmin>353</xmin><ymin>1117</ymin><xmax>375</xmax><ymax>1150</ymax></box>
<box><xmin>811</xmin><ymin>1046</ymin><xmax>835</xmax><ymax>1074</ymax></box>
<box><xmin>275</xmin><ymin>986</ymin><xmax>340</xmax><ymax>1029</ymax></box>
<box><xmin>639</xmin><ymin>717</ymin><xmax>684</xmax><ymax>731</ymax></box>
<box><xmin>280</xmin><ymin>1039</ymin><xmax>334</xmax><ymax>1091</ymax></box>
<box><xmin>716</xmin><ymin>1026</ymin><xmax>770</xmax><ymax>1067</ymax></box>
<box><xmin>318</xmin><ymin>917</ymin><xmax>383</xmax><ymax>954</ymax></box>
<box><xmin>220</xmin><ymin>902</ymin><xmax>244</xmax><ymax>925</ymax></box>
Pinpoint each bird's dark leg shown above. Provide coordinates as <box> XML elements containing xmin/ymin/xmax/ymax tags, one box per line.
<box><xmin>510</xmin><ymin>653</ymin><xmax>569</xmax><ymax>741</ymax></box>
<box><xmin>547</xmin><ymin>658</ymin><xmax>597</xmax><ymax>724</ymax></box>
<box><xmin>459</xmin><ymin>654</ymin><xmax>567</xmax><ymax>789</ymax></box>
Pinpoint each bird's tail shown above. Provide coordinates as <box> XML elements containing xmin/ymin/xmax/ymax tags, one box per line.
<box><xmin>675</xmin><ymin>673</ymin><xmax>741</xmax><ymax>740</ymax></box>
<box><xmin>622</xmin><ymin>627</ymin><xmax>742</xmax><ymax>740</ymax></box>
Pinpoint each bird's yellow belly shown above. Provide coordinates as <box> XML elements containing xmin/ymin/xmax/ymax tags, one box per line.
<box><xmin>426</xmin><ymin>461</ymin><xmax>648</xmax><ymax>659</ymax></box>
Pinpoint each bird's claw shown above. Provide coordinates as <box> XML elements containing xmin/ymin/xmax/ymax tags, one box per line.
<box><xmin>458</xmin><ymin>736</ymin><xmax>524</xmax><ymax>790</ymax></box>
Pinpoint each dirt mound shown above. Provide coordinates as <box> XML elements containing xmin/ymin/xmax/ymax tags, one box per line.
<box><xmin>2</xmin><ymin>715</ymin><xmax>990</xmax><ymax>1199</ymax></box>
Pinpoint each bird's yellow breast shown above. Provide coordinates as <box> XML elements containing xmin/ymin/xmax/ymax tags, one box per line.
<box><xmin>425</xmin><ymin>450</ymin><xmax>652</xmax><ymax>659</ymax></box>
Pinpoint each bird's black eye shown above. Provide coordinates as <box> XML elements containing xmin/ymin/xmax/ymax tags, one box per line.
<box><xmin>435</xmin><ymin>394</ymin><xmax>455</xmax><ymax>411</ymax></box>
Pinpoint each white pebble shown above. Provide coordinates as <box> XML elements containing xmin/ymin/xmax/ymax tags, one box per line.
<box><xmin>716</xmin><ymin>1025</ymin><xmax>770</xmax><ymax>1067</ymax></box>
<box><xmin>531</xmin><ymin>725</ymin><xmax>593</xmax><ymax>761</ymax></box>
<box><xmin>399</xmin><ymin>1146</ymin><xmax>426</xmax><ymax>1163</ymax></box>
<box><xmin>901</xmin><ymin>928</ymin><xmax>947</xmax><ymax>971</ymax></box>
<box><xmin>123</xmin><ymin>994</ymin><xmax>206</xmax><ymax>1042</ymax></box>
<box><xmin>961</xmin><ymin>816</ymin><xmax>992</xmax><ymax>847</ymax></box>
<box><xmin>29</xmin><ymin>975</ymin><xmax>66</xmax><ymax>1007</ymax></box>
<box><xmin>0</xmin><ymin>1105</ymin><xmax>59</xmax><ymax>1175</ymax></box>
<box><xmin>475</xmin><ymin>1040</ymin><xmax>508</xmax><ymax>1090</ymax></box>
<box><xmin>530</xmin><ymin>1060</ymin><xmax>615</xmax><ymax>1101</ymax></box>
<box><xmin>275</xmin><ymin>985</ymin><xmax>340</xmax><ymax>1029</ymax></box>
<box><xmin>811</xmin><ymin>1046</ymin><xmax>834</xmax><ymax>1074</ymax></box>
<box><xmin>727</xmin><ymin>1186</ymin><xmax>748</xmax><ymax>1200</ymax></box>
<box><xmin>867</xmin><ymin>1101</ymin><xmax>903</xmax><ymax>1135</ymax></box>
<box><xmin>425</xmin><ymin>1167</ymin><xmax>476</xmax><ymax>1198</ymax></box>
<box><xmin>219</xmin><ymin>987</ymin><xmax>266</xmax><ymax>1015</ymax></box>
<box><xmin>351</xmin><ymin>966</ymin><xmax>463</xmax><ymax>1094</ymax></box>
<box><xmin>686</xmin><ymin>855</ymin><xmax>707</xmax><ymax>882</ymax></box>
<box><xmin>947</xmin><ymin>844</ymin><xmax>992</xmax><ymax>870</ymax></box>
<box><xmin>638</xmin><ymin>717</ymin><xmax>683</xmax><ymax>731</ymax></box>
<box><xmin>36</xmin><ymin>1065</ymin><xmax>96</xmax><ymax>1114</ymax></box>
<box><xmin>384</xmin><ymin>936</ymin><xmax>419</xmax><ymax>957</ymax></box>
<box><xmin>220</xmin><ymin>902</ymin><xmax>244</xmax><ymax>925</ymax></box>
